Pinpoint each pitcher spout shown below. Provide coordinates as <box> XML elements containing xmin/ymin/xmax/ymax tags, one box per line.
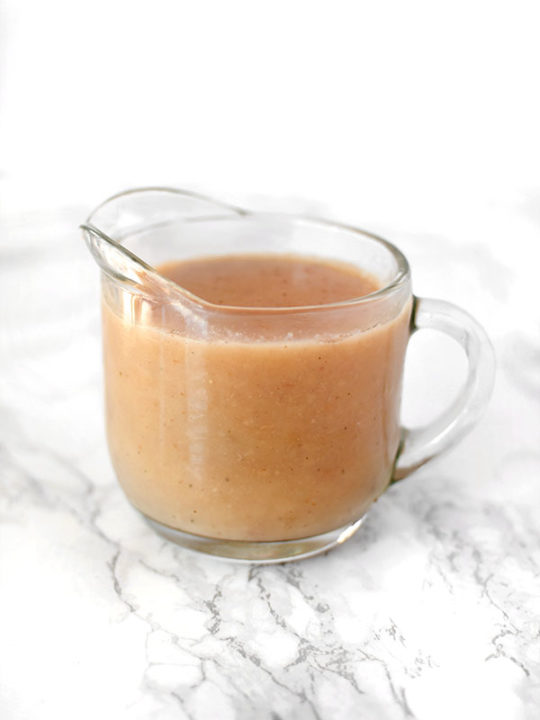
<box><xmin>81</xmin><ymin>186</ymin><xmax>245</xmax><ymax>300</ymax></box>
<box><xmin>81</xmin><ymin>221</ymin><xmax>156</xmax><ymax>290</ymax></box>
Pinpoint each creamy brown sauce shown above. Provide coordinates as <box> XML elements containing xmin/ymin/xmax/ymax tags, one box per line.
<box><xmin>102</xmin><ymin>254</ymin><xmax>411</xmax><ymax>541</ymax></box>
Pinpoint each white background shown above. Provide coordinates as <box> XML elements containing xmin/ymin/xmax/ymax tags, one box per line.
<box><xmin>1</xmin><ymin>0</ymin><xmax>539</xmax><ymax>231</ymax></box>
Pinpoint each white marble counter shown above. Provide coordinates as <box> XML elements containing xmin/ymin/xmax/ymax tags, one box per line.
<box><xmin>1</xmin><ymin>202</ymin><xmax>539</xmax><ymax>720</ymax></box>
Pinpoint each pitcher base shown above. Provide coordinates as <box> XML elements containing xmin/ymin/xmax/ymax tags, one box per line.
<box><xmin>141</xmin><ymin>514</ymin><xmax>366</xmax><ymax>564</ymax></box>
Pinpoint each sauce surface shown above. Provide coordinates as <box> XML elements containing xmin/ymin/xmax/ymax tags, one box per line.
<box><xmin>158</xmin><ymin>254</ymin><xmax>380</xmax><ymax>307</ymax></box>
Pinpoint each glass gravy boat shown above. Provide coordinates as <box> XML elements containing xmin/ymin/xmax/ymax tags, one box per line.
<box><xmin>82</xmin><ymin>187</ymin><xmax>495</xmax><ymax>563</ymax></box>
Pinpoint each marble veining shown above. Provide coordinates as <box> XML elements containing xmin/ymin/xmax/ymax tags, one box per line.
<box><xmin>1</xmin><ymin>208</ymin><xmax>539</xmax><ymax>720</ymax></box>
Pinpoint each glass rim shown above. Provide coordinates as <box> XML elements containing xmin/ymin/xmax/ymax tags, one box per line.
<box><xmin>82</xmin><ymin>186</ymin><xmax>411</xmax><ymax>315</ymax></box>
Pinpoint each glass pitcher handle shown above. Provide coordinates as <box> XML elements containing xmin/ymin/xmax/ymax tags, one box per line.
<box><xmin>393</xmin><ymin>297</ymin><xmax>496</xmax><ymax>480</ymax></box>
